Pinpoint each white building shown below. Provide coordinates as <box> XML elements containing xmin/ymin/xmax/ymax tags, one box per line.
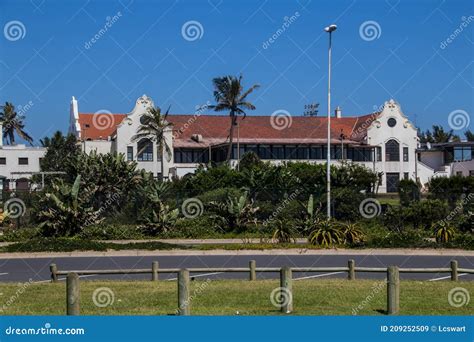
<box><xmin>0</xmin><ymin>122</ymin><xmax>46</xmax><ymax>191</ymax></box>
<box><xmin>63</xmin><ymin>95</ymin><xmax>471</xmax><ymax>193</ymax></box>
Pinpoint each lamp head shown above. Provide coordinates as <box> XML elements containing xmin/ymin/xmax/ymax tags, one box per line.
<box><xmin>324</xmin><ymin>24</ymin><xmax>337</xmax><ymax>33</ymax></box>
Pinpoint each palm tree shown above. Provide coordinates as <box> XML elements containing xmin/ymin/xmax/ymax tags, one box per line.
<box><xmin>0</xmin><ymin>102</ymin><xmax>33</xmax><ymax>145</ymax></box>
<box><xmin>132</xmin><ymin>106</ymin><xmax>172</xmax><ymax>180</ymax></box>
<box><xmin>210</xmin><ymin>75</ymin><xmax>259</xmax><ymax>163</ymax></box>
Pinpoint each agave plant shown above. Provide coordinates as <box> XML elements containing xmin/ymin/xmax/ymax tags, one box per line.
<box><xmin>300</xmin><ymin>194</ymin><xmax>322</xmax><ymax>233</ymax></box>
<box><xmin>434</xmin><ymin>224</ymin><xmax>456</xmax><ymax>243</ymax></box>
<box><xmin>209</xmin><ymin>192</ymin><xmax>259</xmax><ymax>232</ymax></box>
<box><xmin>139</xmin><ymin>200</ymin><xmax>179</xmax><ymax>235</ymax></box>
<box><xmin>342</xmin><ymin>223</ymin><xmax>365</xmax><ymax>244</ymax></box>
<box><xmin>271</xmin><ymin>219</ymin><xmax>296</xmax><ymax>244</ymax></box>
<box><xmin>38</xmin><ymin>175</ymin><xmax>101</xmax><ymax>237</ymax></box>
<box><xmin>308</xmin><ymin>220</ymin><xmax>343</xmax><ymax>247</ymax></box>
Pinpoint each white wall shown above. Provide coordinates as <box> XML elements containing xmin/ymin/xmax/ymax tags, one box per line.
<box><xmin>0</xmin><ymin>145</ymin><xmax>46</xmax><ymax>189</ymax></box>
<box><xmin>452</xmin><ymin>160</ymin><xmax>474</xmax><ymax>176</ymax></box>
<box><xmin>366</xmin><ymin>99</ymin><xmax>422</xmax><ymax>192</ymax></box>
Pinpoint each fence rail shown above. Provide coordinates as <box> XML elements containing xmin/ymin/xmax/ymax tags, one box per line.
<box><xmin>49</xmin><ymin>259</ymin><xmax>473</xmax><ymax>317</ymax></box>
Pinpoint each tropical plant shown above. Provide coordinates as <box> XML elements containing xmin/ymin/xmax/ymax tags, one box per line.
<box><xmin>139</xmin><ymin>200</ymin><xmax>179</xmax><ymax>235</ymax></box>
<box><xmin>308</xmin><ymin>219</ymin><xmax>343</xmax><ymax>247</ymax></box>
<box><xmin>342</xmin><ymin>223</ymin><xmax>364</xmax><ymax>244</ymax></box>
<box><xmin>271</xmin><ymin>219</ymin><xmax>296</xmax><ymax>243</ymax></box>
<box><xmin>301</xmin><ymin>194</ymin><xmax>322</xmax><ymax>233</ymax></box>
<box><xmin>209</xmin><ymin>75</ymin><xmax>259</xmax><ymax>163</ymax></box>
<box><xmin>0</xmin><ymin>102</ymin><xmax>33</xmax><ymax>145</ymax></box>
<box><xmin>209</xmin><ymin>191</ymin><xmax>259</xmax><ymax>232</ymax></box>
<box><xmin>37</xmin><ymin>176</ymin><xmax>101</xmax><ymax>237</ymax></box>
<box><xmin>434</xmin><ymin>224</ymin><xmax>456</xmax><ymax>243</ymax></box>
<box><xmin>132</xmin><ymin>105</ymin><xmax>172</xmax><ymax>179</ymax></box>
<box><xmin>398</xmin><ymin>179</ymin><xmax>421</xmax><ymax>206</ymax></box>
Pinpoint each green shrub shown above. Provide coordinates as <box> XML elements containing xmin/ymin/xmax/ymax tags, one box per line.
<box><xmin>398</xmin><ymin>179</ymin><xmax>421</xmax><ymax>206</ymax></box>
<box><xmin>308</xmin><ymin>220</ymin><xmax>343</xmax><ymax>247</ymax></box>
<box><xmin>270</xmin><ymin>219</ymin><xmax>296</xmax><ymax>243</ymax></box>
<box><xmin>80</xmin><ymin>224</ymin><xmax>144</xmax><ymax>240</ymax></box>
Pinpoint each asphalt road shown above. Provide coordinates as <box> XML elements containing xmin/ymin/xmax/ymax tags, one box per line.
<box><xmin>0</xmin><ymin>254</ymin><xmax>473</xmax><ymax>283</ymax></box>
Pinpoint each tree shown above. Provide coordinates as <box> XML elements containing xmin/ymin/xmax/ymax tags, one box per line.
<box><xmin>432</xmin><ymin>125</ymin><xmax>459</xmax><ymax>143</ymax></box>
<box><xmin>210</xmin><ymin>75</ymin><xmax>259</xmax><ymax>163</ymax></box>
<box><xmin>465</xmin><ymin>130</ymin><xmax>474</xmax><ymax>142</ymax></box>
<box><xmin>132</xmin><ymin>106</ymin><xmax>172</xmax><ymax>179</ymax></box>
<box><xmin>36</xmin><ymin>131</ymin><xmax>80</xmax><ymax>186</ymax></box>
<box><xmin>0</xmin><ymin>102</ymin><xmax>33</xmax><ymax>145</ymax></box>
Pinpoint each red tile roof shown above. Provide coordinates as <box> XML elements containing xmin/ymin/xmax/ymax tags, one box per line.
<box><xmin>78</xmin><ymin>113</ymin><xmax>127</xmax><ymax>140</ymax></box>
<box><xmin>78</xmin><ymin>112</ymin><xmax>380</xmax><ymax>146</ymax></box>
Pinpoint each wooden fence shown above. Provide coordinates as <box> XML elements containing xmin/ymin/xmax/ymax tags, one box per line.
<box><xmin>49</xmin><ymin>259</ymin><xmax>474</xmax><ymax>316</ymax></box>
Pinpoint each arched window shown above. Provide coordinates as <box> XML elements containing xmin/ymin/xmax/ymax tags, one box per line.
<box><xmin>385</xmin><ymin>139</ymin><xmax>400</xmax><ymax>161</ymax></box>
<box><xmin>137</xmin><ymin>138</ymin><xmax>153</xmax><ymax>161</ymax></box>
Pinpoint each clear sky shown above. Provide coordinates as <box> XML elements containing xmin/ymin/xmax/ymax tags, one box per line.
<box><xmin>0</xmin><ymin>0</ymin><xmax>473</xmax><ymax>145</ymax></box>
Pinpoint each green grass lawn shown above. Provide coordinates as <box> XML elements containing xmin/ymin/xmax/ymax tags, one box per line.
<box><xmin>1</xmin><ymin>279</ymin><xmax>472</xmax><ymax>315</ymax></box>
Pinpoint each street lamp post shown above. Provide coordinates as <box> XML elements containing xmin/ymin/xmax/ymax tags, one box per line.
<box><xmin>324</xmin><ymin>24</ymin><xmax>337</xmax><ymax>219</ymax></box>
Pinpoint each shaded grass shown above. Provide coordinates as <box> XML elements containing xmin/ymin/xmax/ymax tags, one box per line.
<box><xmin>0</xmin><ymin>279</ymin><xmax>472</xmax><ymax>316</ymax></box>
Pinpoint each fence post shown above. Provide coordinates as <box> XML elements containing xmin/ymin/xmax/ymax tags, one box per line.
<box><xmin>249</xmin><ymin>260</ymin><xmax>256</xmax><ymax>281</ymax></box>
<box><xmin>348</xmin><ymin>259</ymin><xmax>355</xmax><ymax>280</ymax></box>
<box><xmin>66</xmin><ymin>273</ymin><xmax>80</xmax><ymax>316</ymax></box>
<box><xmin>450</xmin><ymin>260</ymin><xmax>458</xmax><ymax>281</ymax></box>
<box><xmin>177</xmin><ymin>269</ymin><xmax>190</xmax><ymax>316</ymax></box>
<box><xmin>280</xmin><ymin>266</ymin><xmax>293</xmax><ymax>313</ymax></box>
<box><xmin>152</xmin><ymin>261</ymin><xmax>159</xmax><ymax>281</ymax></box>
<box><xmin>386</xmin><ymin>266</ymin><xmax>399</xmax><ymax>315</ymax></box>
<box><xmin>50</xmin><ymin>263</ymin><xmax>58</xmax><ymax>283</ymax></box>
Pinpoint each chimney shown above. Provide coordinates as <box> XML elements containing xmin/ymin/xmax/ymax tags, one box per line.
<box><xmin>335</xmin><ymin>106</ymin><xmax>342</xmax><ymax>118</ymax></box>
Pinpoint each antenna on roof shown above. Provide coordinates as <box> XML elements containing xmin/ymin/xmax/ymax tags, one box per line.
<box><xmin>303</xmin><ymin>103</ymin><xmax>319</xmax><ymax>116</ymax></box>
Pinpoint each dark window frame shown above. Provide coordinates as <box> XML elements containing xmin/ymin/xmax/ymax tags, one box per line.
<box><xmin>18</xmin><ymin>157</ymin><xmax>29</xmax><ymax>165</ymax></box>
<box><xmin>385</xmin><ymin>139</ymin><xmax>400</xmax><ymax>162</ymax></box>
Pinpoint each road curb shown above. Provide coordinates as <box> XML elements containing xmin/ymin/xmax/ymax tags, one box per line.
<box><xmin>0</xmin><ymin>248</ymin><xmax>473</xmax><ymax>259</ymax></box>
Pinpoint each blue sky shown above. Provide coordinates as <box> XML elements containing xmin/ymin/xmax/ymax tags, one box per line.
<box><xmin>0</xmin><ymin>0</ymin><xmax>473</xmax><ymax>145</ymax></box>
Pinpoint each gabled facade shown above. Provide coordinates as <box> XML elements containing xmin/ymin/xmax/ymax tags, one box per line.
<box><xmin>68</xmin><ymin>95</ymin><xmax>472</xmax><ymax>193</ymax></box>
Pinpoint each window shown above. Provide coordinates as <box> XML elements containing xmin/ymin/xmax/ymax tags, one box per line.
<box><xmin>137</xmin><ymin>139</ymin><xmax>153</xmax><ymax>161</ymax></box>
<box><xmin>18</xmin><ymin>157</ymin><xmax>28</xmax><ymax>165</ymax></box>
<box><xmin>127</xmin><ymin>146</ymin><xmax>133</xmax><ymax>161</ymax></box>
<box><xmin>385</xmin><ymin>140</ymin><xmax>400</xmax><ymax>161</ymax></box>
<box><xmin>470</xmin><ymin>170</ymin><xmax>474</xmax><ymax>177</ymax></box>
<box><xmin>376</xmin><ymin>146</ymin><xmax>382</xmax><ymax>161</ymax></box>
<box><xmin>404</xmin><ymin>172</ymin><xmax>409</xmax><ymax>180</ymax></box>
<box><xmin>0</xmin><ymin>158</ymin><xmax>5</xmax><ymax>165</ymax></box>
<box><xmin>310</xmin><ymin>146</ymin><xmax>322</xmax><ymax>159</ymax></box>
<box><xmin>285</xmin><ymin>146</ymin><xmax>297</xmax><ymax>159</ymax></box>
<box><xmin>403</xmin><ymin>147</ymin><xmax>409</xmax><ymax>162</ymax></box>
<box><xmin>174</xmin><ymin>149</ymin><xmax>208</xmax><ymax>163</ymax></box>
<box><xmin>453</xmin><ymin>147</ymin><xmax>472</xmax><ymax>161</ymax></box>
<box><xmin>387</xmin><ymin>118</ymin><xmax>397</xmax><ymax>127</ymax></box>
<box><xmin>456</xmin><ymin>171</ymin><xmax>463</xmax><ymax>176</ymax></box>
<box><xmin>259</xmin><ymin>145</ymin><xmax>272</xmax><ymax>160</ymax></box>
